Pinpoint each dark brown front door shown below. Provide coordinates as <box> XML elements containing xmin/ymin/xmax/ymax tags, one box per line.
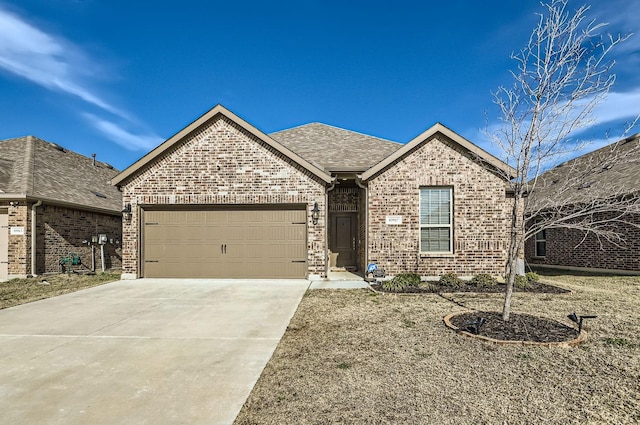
<box><xmin>330</xmin><ymin>212</ymin><xmax>357</xmax><ymax>268</ymax></box>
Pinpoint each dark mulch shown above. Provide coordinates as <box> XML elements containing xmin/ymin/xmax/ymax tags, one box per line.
<box><xmin>449</xmin><ymin>311</ymin><xmax>579</xmax><ymax>343</ymax></box>
<box><xmin>371</xmin><ymin>280</ymin><xmax>570</xmax><ymax>294</ymax></box>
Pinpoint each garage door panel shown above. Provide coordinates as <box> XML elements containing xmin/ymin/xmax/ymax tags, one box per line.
<box><xmin>142</xmin><ymin>208</ymin><xmax>307</xmax><ymax>278</ymax></box>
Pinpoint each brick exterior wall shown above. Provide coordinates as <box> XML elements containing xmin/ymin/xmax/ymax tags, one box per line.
<box><xmin>1</xmin><ymin>203</ymin><xmax>29</xmax><ymax>277</ymax></box>
<box><xmin>367</xmin><ymin>135</ymin><xmax>511</xmax><ymax>277</ymax></box>
<box><xmin>0</xmin><ymin>201</ymin><xmax>121</xmax><ymax>277</ymax></box>
<box><xmin>119</xmin><ymin>115</ymin><xmax>327</xmax><ymax>278</ymax></box>
<box><xmin>37</xmin><ymin>205</ymin><xmax>122</xmax><ymax>274</ymax></box>
<box><xmin>525</xmin><ymin>212</ymin><xmax>640</xmax><ymax>272</ymax></box>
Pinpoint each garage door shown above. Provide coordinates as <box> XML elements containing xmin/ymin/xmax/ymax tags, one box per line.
<box><xmin>142</xmin><ymin>208</ymin><xmax>307</xmax><ymax>278</ymax></box>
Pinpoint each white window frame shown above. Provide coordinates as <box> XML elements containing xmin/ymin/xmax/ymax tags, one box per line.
<box><xmin>419</xmin><ymin>187</ymin><xmax>453</xmax><ymax>254</ymax></box>
<box><xmin>535</xmin><ymin>229</ymin><xmax>546</xmax><ymax>257</ymax></box>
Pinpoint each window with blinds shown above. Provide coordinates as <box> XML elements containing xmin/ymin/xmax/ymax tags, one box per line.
<box><xmin>420</xmin><ymin>187</ymin><xmax>453</xmax><ymax>253</ymax></box>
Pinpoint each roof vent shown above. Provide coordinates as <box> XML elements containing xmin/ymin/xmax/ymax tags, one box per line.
<box><xmin>91</xmin><ymin>190</ymin><xmax>107</xmax><ymax>199</ymax></box>
<box><xmin>49</xmin><ymin>142</ymin><xmax>65</xmax><ymax>152</ymax></box>
<box><xmin>577</xmin><ymin>181</ymin><xmax>594</xmax><ymax>190</ymax></box>
<box><xmin>103</xmin><ymin>163</ymin><xmax>114</xmax><ymax>170</ymax></box>
<box><xmin>602</xmin><ymin>164</ymin><xmax>613</xmax><ymax>170</ymax></box>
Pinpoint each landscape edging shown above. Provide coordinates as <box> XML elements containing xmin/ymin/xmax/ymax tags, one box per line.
<box><xmin>443</xmin><ymin>310</ymin><xmax>587</xmax><ymax>348</ymax></box>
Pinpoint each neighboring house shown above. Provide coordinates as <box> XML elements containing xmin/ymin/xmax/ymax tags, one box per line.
<box><xmin>525</xmin><ymin>133</ymin><xmax>640</xmax><ymax>274</ymax></box>
<box><xmin>0</xmin><ymin>136</ymin><xmax>122</xmax><ymax>280</ymax></box>
<box><xmin>112</xmin><ymin>104</ymin><xmax>515</xmax><ymax>280</ymax></box>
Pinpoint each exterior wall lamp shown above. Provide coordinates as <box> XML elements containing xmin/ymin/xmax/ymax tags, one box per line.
<box><xmin>122</xmin><ymin>203</ymin><xmax>132</xmax><ymax>222</ymax></box>
<box><xmin>311</xmin><ymin>202</ymin><xmax>320</xmax><ymax>225</ymax></box>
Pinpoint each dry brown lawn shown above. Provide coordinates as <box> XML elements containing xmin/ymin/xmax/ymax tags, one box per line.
<box><xmin>235</xmin><ymin>272</ymin><xmax>640</xmax><ymax>424</ymax></box>
<box><xmin>0</xmin><ymin>272</ymin><xmax>120</xmax><ymax>309</ymax></box>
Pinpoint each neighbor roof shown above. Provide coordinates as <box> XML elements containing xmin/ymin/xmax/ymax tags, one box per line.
<box><xmin>529</xmin><ymin>133</ymin><xmax>640</xmax><ymax>205</ymax></box>
<box><xmin>270</xmin><ymin>123</ymin><xmax>402</xmax><ymax>172</ymax></box>
<box><xmin>0</xmin><ymin>136</ymin><xmax>121</xmax><ymax>213</ymax></box>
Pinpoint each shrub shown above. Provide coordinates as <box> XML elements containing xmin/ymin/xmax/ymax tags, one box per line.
<box><xmin>439</xmin><ymin>272</ymin><xmax>462</xmax><ymax>287</ymax></box>
<box><xmin>525</xmin><ymin>272</ymin><xmax>540</xmax><ymax>282</ymax></box>
<box><xmin>381</xmin><ymin>273</ymin><xmax>421</xmax><ymax>292</ymax></box>
<box><xmin>470</xmin><ymin>273</ymin><xmax>498</xmax><ymax>287</ymax></box>
<box><xmin>514</xmin><ymin>274</ymin><xmax>530</xmax><ymax>289</ymax></box>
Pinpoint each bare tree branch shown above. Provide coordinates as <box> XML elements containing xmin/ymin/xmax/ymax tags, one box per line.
<box><xmin>485</xmin><ymin>0</ymin><xmax>638</xmax><ymax>321</ymax></box>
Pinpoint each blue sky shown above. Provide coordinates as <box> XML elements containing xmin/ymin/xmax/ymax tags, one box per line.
<box><xmin>0</xmin><ymin>0</ymin><xmax>638</xmax><ymax>171</ymax></box>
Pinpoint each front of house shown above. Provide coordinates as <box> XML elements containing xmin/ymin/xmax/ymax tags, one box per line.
<box><xmin>113</xmin><ymin>105</ymin><xmax>514</xmax><ymax>280</ymax></box>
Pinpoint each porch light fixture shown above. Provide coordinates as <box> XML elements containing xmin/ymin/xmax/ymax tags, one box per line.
<box><xmin>311</xmin><ymin>202</ymin><xmax>320</xmax><ymax>225</ymax></box>
<box><xmin>122</xmin><ymin>204</ymin><xmax>132</xmax><ymax>222</ymax></box>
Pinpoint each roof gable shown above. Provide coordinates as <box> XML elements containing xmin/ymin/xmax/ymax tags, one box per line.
<box><xmin>270</xmin><ymin>123</ymin><xmax>402</xmax><ymax>172</ymax></box>
<box><xmin>0</xmin><ymin>136</ymin><xmax>121</xmax><ymax>212</ymax></box>
<box><xmin>361</xmin><ymin>123</ymin><xmax>515</xmax><ymax>181</ymax></box>
<box><xmin>113</xmin><ymin>105</ymin><xmax>333</xmax><ymax>186</ymax></box>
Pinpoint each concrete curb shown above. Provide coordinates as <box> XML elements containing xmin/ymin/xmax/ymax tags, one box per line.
<box><xmin>443</xmin><ymin>311</ymin><xmax>587</xmax><ymax>348</ymax></box>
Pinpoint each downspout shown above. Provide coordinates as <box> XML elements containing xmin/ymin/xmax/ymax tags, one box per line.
<box><xmin>31</xmin><ymin>200</ymin><xmax>42</xmax><ymax>276</ymax></box>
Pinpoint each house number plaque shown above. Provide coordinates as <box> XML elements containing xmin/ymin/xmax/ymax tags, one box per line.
<box><xmin>385</xmin><ymin>215</ymin><xmax>403</xmax><ymax>225</ymax></box>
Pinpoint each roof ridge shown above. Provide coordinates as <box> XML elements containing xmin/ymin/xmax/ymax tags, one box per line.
<box><xmin>271</xmin><ymin>122</ymin><xmax>402</xmax><ymax>145</ymax></box>
<box><xmin>22</xmin><ymin>135</ymin><xmax>35</xmax><ymax>195</ymax></box>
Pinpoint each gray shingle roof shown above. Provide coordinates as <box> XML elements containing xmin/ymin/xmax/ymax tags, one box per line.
<box><xmin>529</xmin><ymin>134</ymin><xmax>640</xmax><ymax>206</ymax></box>
<box><xmin>270</xmin><ymin>123</ymin><xmax>403</xmax><ymax>172</ymax></box>
<box><xmin>0</xmin><ymin>136</ymin><xmax>122</xmax><ymax>213</ymax></box>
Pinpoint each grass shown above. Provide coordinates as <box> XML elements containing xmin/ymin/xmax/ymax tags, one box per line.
<box><xmin>235</xmin><ymin>272</ymin><xmax>640</xmax><ymax>425</ymax></box>
<box><xmin>0</xmin><ymin>272</ymin><xmax>121</xmax><ymax>309</ymax></box>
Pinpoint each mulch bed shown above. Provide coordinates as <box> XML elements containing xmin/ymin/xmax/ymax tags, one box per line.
<box><xmin>448</xmin><ymin>311</ymin><xmax>579</xmax><ymax>343</ymax></box>
<box><xmin>370</xmin><ymin>280</ymin><xmax>570</xmax><ymax>294</ymax></box>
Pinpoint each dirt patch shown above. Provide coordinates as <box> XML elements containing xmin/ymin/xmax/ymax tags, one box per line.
<box><xmin>447</xmin><ymin>311</ymin><xmax>579</xmax><ymax>343</ymax></box>
<box><xmin>235</xmin><ymin>272</ymin><xmax>640</xmax><ymax>425</ymax></box>
<box><xmin>0</xmin><ymin>272</ymin><xmax>120</xmax><ymax>309</ymax></box>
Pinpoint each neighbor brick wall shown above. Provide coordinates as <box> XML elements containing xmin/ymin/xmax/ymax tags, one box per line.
<box><xmin>367</xmin><ymin>134</ymin><xmax>511</xmax><ymax>277</ymax></box>
<box><xmin>119</xmin><ymin>115</ymin><xmax>327</xmax><ymax>278</ymax></box>
<box><xmin>0</xmin><ymin>201</ymin><xmax>122</xmax><ymax>277</ymax></box>
<box><xmin>36</xmin><ymin>205</ymin><xmax>122</xmax><ymax>274</ymax></box>
<box><xmin>525</xmin><ymin>212</ymin><xmax>640</xmax><ymax>271</ymax></box>
<box><xmin>1</xmin><ymin>202</ymin><xmax>29</xmax><ymax>277</ymax></box>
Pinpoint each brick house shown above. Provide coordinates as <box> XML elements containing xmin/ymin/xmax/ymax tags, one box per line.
<box><xmin>525</xmin><ymin>133</ymin><xmax>640</xmax><ymax>273</ymax></box>
<box><xmin>112</xmin><ymin>104</ymin><xmax>515</xmax><ymax>280</ymax></box>
<box><xmin>0</xmin><ymin>136</ymin><xmax>122</xmax><ymax>280</ymax></box>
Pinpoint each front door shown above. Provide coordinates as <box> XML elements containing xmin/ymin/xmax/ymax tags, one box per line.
<box><xmin>330</xmin><ymin>212</ymin><xmax>357</xmax><ymax>269</ymax></box>
<box><xmin>0</xmin><ymin>212</ymin><xmax>8</xmax><ymax>280</ymax></box>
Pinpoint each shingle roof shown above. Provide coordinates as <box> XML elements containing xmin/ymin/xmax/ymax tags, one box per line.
<box><xmin>0</xmin><ymin>136</ymin><xmax>122</xmax><ymax>213</ymax></box>
<box><xmin>269</xmin><ymin>123</ymin><xmax>403</xmax><ymax>172</ymax></box>
<box><xmin>529</xmin><ymin>133</ymin><xmax>640</xmax><ymax>206</ymax></box>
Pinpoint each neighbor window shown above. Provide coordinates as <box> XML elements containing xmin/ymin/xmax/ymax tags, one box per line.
<box><xmin>420</xmin><ymin>187</ymin><xmax>453</xmax><ymax>253</ymax></box>
<box><xmin>535</xmin><ymin>229</ymin><xmax>546</xmax><ymax>257</ymax></box>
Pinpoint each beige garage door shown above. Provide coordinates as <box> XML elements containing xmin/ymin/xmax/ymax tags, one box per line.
<box><xmin>0</xmin><ymin>212</ymin><xmax>7</xmax><ymax>280</ymax></box>
<box><xmin>142</xmin><ymin>208</ymin><xmax>307</xmax><ymax>278</ymax></box>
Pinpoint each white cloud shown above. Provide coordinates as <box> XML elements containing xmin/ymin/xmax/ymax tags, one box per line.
<box><xmin>593</xmin><ymin>89</ymin><xmax>640</xmax><ymax>125</ymax></box>
<box><xmin>83</xmin><ymin>114</ymin><xmax>163</xmax><ymax>151</ymax></box>
<box><xmin>0</xmin><ymin>5</ymin><xmax>128</xmax><ymax>118</ymax></box>
<box><xmin>0</xmin><ymin>4</ymin><xmax>163</xmax><ymax>151</ymax></box>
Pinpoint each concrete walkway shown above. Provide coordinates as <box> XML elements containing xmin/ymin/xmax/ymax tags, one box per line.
<box><xmin>0</xmin><ymin>278</ymin><xmax>309</xmax><ymax>425</ymax></box>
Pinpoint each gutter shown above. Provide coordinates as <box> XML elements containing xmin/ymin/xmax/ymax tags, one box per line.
<box><xmin>31</xmin><ymin>200</ymin><xmax>42</xmax><ymax>276</ymax></box>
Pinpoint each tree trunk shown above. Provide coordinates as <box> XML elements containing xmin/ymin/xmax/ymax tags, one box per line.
<box><xmin>502</xmin><ymin>195</ymin><xmax>523</xmax><ymax>321</ymax></box>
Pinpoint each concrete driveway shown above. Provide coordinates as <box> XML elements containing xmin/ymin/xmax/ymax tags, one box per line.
<box><xmin>0</xmin><ymin>278</ymin><xmax>309</xmax><ymax>425</ymax></box>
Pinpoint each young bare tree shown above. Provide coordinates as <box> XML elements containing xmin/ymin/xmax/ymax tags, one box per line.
<box><xmin>488</xmin><ymin>0</ymin><xmax>637</xmax><ymax>320</ymax></box>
